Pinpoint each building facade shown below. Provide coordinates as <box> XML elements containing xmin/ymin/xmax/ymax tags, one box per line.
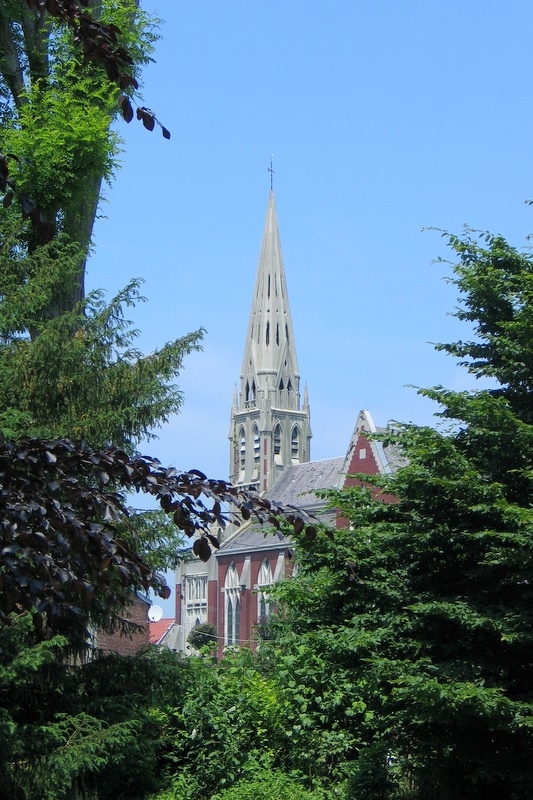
<box><xmin>175</xmin><ymin>191</ymin><xmax>397</xmax><ymax>656</ymax></box>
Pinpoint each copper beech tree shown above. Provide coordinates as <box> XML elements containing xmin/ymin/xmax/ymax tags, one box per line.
<box><xmin>0</xmin><ymin>435</ymin><xmax>316</xmax><ymax>636</ymax></box>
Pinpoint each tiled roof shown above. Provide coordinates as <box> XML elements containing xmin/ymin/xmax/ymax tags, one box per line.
<box><xmin>149</xmin><ymin>618</ymin><xmax>175</xmax><ymax>645</ymax></box>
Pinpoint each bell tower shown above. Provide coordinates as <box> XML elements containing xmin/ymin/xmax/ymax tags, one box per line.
<box><xmin>229</xmin><ymin>190</ymin><xmax>311</xmax><ymax>491</ymax></box>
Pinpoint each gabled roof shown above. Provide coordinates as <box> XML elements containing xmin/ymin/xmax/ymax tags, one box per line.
<box><xmin>341</xmin><ymin>409</ymin><xmax>407</xmax><ymax>478</ymax></box>
<box><xmin>149</xmin><ymin>618</ymin><xmax>175</xmax><ymax>645</ymax></box>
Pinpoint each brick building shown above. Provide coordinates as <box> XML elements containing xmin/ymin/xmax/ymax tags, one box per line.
<box><xmin>93</xmin><ymin>593</ymin><xmax>151</xmax><ymax>656</ymax></box>
<box><xmin>175</xmin><ymin>190</ymin><xmax>397</xmax><ymax>656</ymax></box>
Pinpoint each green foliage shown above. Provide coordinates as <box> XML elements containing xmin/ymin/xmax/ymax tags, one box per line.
<box><xmin>210</xmin><ymin>769</ymin><xmax>326</xmax><ymax>800</ymax></box>
<box><xmin>1</xmin><ymin>1</ymin><xmax>158</xmax><ymax>235</ymax></box>
<box><xmin>0</xmin><ymin>211</ymin><xmax>81</xmax><ymax>335</ymax></box>
<box><xmin>0</xmin><ymin>270</ymin><xmax>203</xmax><ymax>447</ymax></box>
<box><xmin>187</xmin><ymin>622</ymin><xmax>218</xmax><ymax>651</ymax></box>
<box><xmin>267</xmin><ymin>229</ymin><xmax>533</xmax><ymax>800</ymax></box>
<box><xmin>156</xmin><ymin>649</ymin><xmax>292</xmax><ymax>799</ymax></box>
<box><xmin>4</xmin><ymin>71</ymin><xmax>118</xmax><ymax>219</ymax></box>
<box><xmin>0</xmin><ymin>615</ymin><xmax>189</xmax><ymax>800</ymax></box>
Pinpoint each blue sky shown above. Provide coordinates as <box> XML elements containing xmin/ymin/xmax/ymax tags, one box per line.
<box><xmin>89</xmin><ymin>0</ymin><xmax>533</xmax><ymax>491</ymax></box>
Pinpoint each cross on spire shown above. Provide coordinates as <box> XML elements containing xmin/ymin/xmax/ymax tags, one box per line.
<box><xmin>268</xmin><ymin>155</ymin><xmax>274</xmax><ymax>190</ymax></box>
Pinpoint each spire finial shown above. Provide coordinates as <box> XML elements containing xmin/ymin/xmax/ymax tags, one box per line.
<box><xmin>268</xmin><ymin>155</ymin><xmax>274</xmax><ymax>191</ymax></box>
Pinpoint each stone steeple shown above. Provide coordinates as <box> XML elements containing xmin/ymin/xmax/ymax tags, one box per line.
<box><xmin>229</xmin><ymin>190</ymin><xmax>311</xmax><ymax>491</ymax></box>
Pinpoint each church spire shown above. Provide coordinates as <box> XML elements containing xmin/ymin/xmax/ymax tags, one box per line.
<box><xmin>242</xmin><ymin>190</ymin><xmax>300</xmax><ymax>386</ymax></box>
<box><xmin>229</xmin><ymin>189</ymin><xmax>311</xmax><ymax>491</ymax></box>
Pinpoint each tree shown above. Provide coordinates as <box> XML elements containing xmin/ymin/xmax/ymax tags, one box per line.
<box><xmin>155</xmin><ymin>648</ymin><xmax>291</xmax><ymax>800</ymax></box>
<box><xmin>0</xmin><ymin>430</ymin><xmax>316</xmax><ymax>800</ymax></box>
<box><xmin>268</xmin><ymin>230</ymin><xmax>533</xmax><ymax>799</ymax></box>
<box><xmin>0</xmin><ymin>240</ymin><xmax>204</xmax><ymax>448</ymax></box>
<box><xmin>0</xmin><ymin>433</ymin><xmax>316</xmax><ymax>635</ymax></box>
<box><xmin>0</xmin><ymin>617</ymin><xmax>190</xmax><ymax>800</ymax></box>
<box><xmin>187</xmin><ymin>621</ymin><xmax>218</xmax><ymax>651</ymax></box>
<box><xmin>0</xmin><ymin>0</ymin><xmax>163</xmax><ymax>315</ymax></box>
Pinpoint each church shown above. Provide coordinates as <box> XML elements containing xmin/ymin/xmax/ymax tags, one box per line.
<box><xmin>174</xmin><ymin>189</ymin><xmax>397</xmax><ymax>656</ymax></box>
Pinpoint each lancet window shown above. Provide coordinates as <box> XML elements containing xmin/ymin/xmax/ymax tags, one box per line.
<box><xmin>239</xmin><ymin>427</ymin><xmax>246</xmax><ymax>479</ymax></box>
<box><xmin>257</xmin><ymin>559</ymin><xmax>273</xmax><ymax>623</ymax></box>
<box><xmin>291</xmin><ymin>426</ymin><xmax>300</xmax><ymax>463</ymax></box>
<box><xmin>225</xmin><ymin>564</ymin><xmax>241</xmax><ymax>646</ymax></box>
<box><xmin>185</xmin><ymin>575</ymin><xmax>208</xmax><ymax>633</ymax></box>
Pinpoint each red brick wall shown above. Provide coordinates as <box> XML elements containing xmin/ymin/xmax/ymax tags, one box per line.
<box><xmin>96</xmin><ymin>595</ymin><xmax>150</xmax><ymax>656</ymax></box>
<box><xmin>208</xmin><ymin>579</ymin><xmax>218</xmax><ymax>628</ymax></box>
<box><xmin>337</xmin><ymin>433</ymin><xmax>396</xmax><ymax>528</ymax></box>
<box><xmin>216</xmin><ymin>548</ymin><xmax>286</xmax><ymax>657</ymax></box>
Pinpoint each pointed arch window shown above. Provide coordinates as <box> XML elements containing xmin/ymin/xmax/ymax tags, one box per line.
<box><xmin>252</xmin><ymin>424</ymin><xmax>260</xmax><ymax>480</ymax></box>
<box><xmin>276</xmin><ymin>323</ymin><xmax>279</xmax><ymax>345</ymax></box>
<box><xmin>185</xmin><ymin>575</ymin><xmax>208</xmax><ymax>643</ymax></box>
<box><xmin>266</xmin><ymin>321</ymin><xmax>270</xmax><ymax>346</ymax></box>
<box><xmin>257</xmin><ymin>559</ymin><xmax>273</xmax><ymax>623</ymax></box>
<box><xmin>274</xmin><ymin>424</ymin><xmax>282</xmax><ymax>455</ymax></box>
<box><xmin>245</xmin><ymin>379</ymin><xmax>256</xmax><ymax>404</ymax></box>
<box><xmin>225</xmin><ymin>564</ymin><xmax>241</xmax><ymax>646</ymax></box>
<box><xmin>291</xmin><ymin>426</ymin><xmax>300</xmax><ymax>463</ymax></box>
<box><xmin>274</xmin><ymin>424</ymin><xmax>283</xmax><ymax>466</ymax></box>
<box><xmin>253</xmin><ymin>425</ymin><xmax>260</xmax><ymax>463</ymax></box>
<box><xmin>238</xmin><ymin>427</ymin><xmax>246</xmax><ymax>481</ymax></box>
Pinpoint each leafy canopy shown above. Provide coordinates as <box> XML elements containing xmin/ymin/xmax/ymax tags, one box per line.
<box><xmin>267</xmin><ymin>228</ymin><xmax>533</xmax><ymax>800</ymax></box>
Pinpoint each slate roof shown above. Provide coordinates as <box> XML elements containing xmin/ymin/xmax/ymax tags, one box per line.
<box><xmin>265</xmin><ymin>456</ymin><xmax>346</xmax><ymax>513</ymax></box>
<box><xmin>219</xmin><ymin>456</ymin><xmax>346</xmax><ymax>557</ymax></box>
<box><xmin>219</xmin><ymin>523</ymin><xmax>289</xmax><ymax>555</ymax></box>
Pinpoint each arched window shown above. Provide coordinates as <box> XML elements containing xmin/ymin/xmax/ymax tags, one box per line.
<box><xmin>253</xmin><ymin>424</ymin><xmax>260</xmax><ymax>466</ymax></box>
<box><xmin>239</xmin><ymin>427</ymin><xmax>246</xmax><ymax>473</ymax></box>
<box><xmin>291</xmin><ymin>426</ymin><xmax>300</xmax><ymax>463</ymax></box>
<box><xmin>257</xmin><ymin>559</ymin><xmax>273</xmax><ymax>623</ymax></box>
<box><xmin>185</xmin><ymin>575</ymin><xmax>208</xmax><ymax>642</ymax></box>
<box><xmin>274</xmin><ymin>424</ymin><xmax>283</xmax><ymax>466</ymax></box>
<box><xmin>225</xmin><ymin>564</ymin><xmax>241</xmax><ymax>646</ymax></box>
<box><xmin>245</xmin><ymin>380</ymin><xmax>256</xmax><ymax>403</ymax></box>
<box><xmin>274</xmin><ymin>424</ymin><xmax>282</xmax><ymax>453</ymax></box>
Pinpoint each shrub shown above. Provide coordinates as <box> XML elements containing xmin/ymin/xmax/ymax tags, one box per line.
<box><xmin>210</xmin><ymin>769</ymin><xmax>325</xmax><ymax>800</ymax></box>
<box><xmin>187</xmin><ymin>622</ymin><xmax>218</xmax><ymax>651</ymax></box>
